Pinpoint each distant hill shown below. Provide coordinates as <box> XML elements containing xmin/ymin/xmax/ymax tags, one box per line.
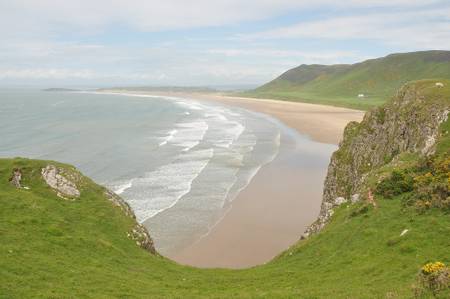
<box><xmin>243</xmin><ymin>50</ymin><xmax>450</xmax><ymax>110</ymax></box>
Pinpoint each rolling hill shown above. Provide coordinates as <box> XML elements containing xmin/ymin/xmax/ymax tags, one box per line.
<box><xmin>242</xmin><ymin>50</ymin><xmax>450</xmax><ymax>110</ymax></box>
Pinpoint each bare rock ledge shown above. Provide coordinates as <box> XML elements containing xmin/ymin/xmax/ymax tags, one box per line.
<box><xmin>41</xmin><ymin>165</ymin><xmax>80</xmax><ymax>200</ymax></box>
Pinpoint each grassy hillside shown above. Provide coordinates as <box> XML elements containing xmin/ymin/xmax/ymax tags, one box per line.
<box><xmin>1</xmin><ymin>81</ymin><xmax>449</xmax><ymax>298</ymax></box>
<box><xmin>241</xmin><ymin>51</ymin><xmax>450</xmax><ymax>110</ymax></box>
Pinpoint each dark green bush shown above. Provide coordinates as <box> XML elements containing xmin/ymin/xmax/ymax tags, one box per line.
<box><xmin>376</xmin><ymin>155</ymin><xmax>450</xmax><ymax>212</ymax></box>
<box><xmin>375</xmin><ymin>169</ymin><xmax>414</xmax><ymax>199</ymax></box>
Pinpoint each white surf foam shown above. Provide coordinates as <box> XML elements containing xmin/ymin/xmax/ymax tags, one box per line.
<box><xmin>113</xmin><ymin>181</ymin><xmax>133</xmax><ymax>195</ymax></box>
<box><xmin>172</xmin><ymin>121</ymin><xmax>209</xmax><ymax>151</ymax></box>
<box><xmin>203</xmin><ymin>111</ymin><xmax>245</xmax><ymax>149</ymax></box>
<box><xmin>158</xmin><ymin>129</ymin><xmax>178</xmax><ymax>147</ymax></box>
<box><xmin>125</xmin><ymin>148</ymin><xmax>214</xmax><ymax>223</ymax></box>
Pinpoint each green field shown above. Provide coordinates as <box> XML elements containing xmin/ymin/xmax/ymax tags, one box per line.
<box><xmin>240</xmin><ymin>51</ymin><xmax>450</xmax><ymax>110</ymax></box>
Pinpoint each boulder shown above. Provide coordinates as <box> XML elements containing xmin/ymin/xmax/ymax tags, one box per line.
<box><xmin>41</xmin><ymin>165</ymin><xmax>80</xmax><ymax>199</ymax></box>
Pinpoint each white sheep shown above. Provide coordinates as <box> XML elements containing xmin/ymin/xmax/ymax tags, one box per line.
<box><xmin>435</xmin><ymin>82</ymin><xmax>444</xmax><ymax>88</ymax></box>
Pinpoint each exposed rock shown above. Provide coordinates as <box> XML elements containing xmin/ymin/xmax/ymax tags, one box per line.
<box><xmin>104</xmin><ymin>189</ymin><xmax>135</xmax><ymax>218</ymax></box>
<box><xmin>41</xmin><ymin>165</ymin><xmax>80</xmax><ymax>199</ymax></box>
<box><xmin>334</xmin><ymin>197</ymin><xmax>347</xmax><ymax>205</ymax></box>
<box><xmin>422</xmin><ymin>134</ymin><xmax>438</xmax><ymax>154</ymax></box>
<box><xmin>351</xmin><ymin>194</ymin><xmax>360</xmax><ymax>203</ymax></box>
<box><xmin>304</xmin><ymin>81</ymin><xmax>450</xmax><ymax>237</ymax></box>
<box><xmin>38</xmin><ymin>164</ymin><xmax>155</xmax><ymax>254</ymax></box>
<box><xmin>9</xmin><ymin>168</ymin><xmax>22</xmax><ymax>188</ymax></box>
<box><xmin>128</xmin><ymin>224</ymin><xmax>156</xmax><ymax>254</ymax></box>
<box><xmin>105</xmin><ymin>189</ymin><xmax>156</xmax><ymax>254</ymax></box>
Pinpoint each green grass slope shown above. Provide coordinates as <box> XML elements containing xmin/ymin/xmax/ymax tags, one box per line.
<box><xmin>1</xmin><ymin>81</ymin><xmax>449</xmax><ymax>298</ymax></box>
<box><xmin>1</xmin><ymin>159</ymin><xmax>449</xmax><ymax>298</ymax></box>
<box><xmin>242</xmin><ymin>50</ymin><xmax>450</xmax><ymax>110</ymax></box>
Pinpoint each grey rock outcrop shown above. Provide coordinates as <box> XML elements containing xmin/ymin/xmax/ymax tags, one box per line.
<box><xmin>9</xmin><ymin>168</ymin><xmax>22</xmax><ymax>188</ymax></box>
<box><xmin>41</xmin><ymin>165</ymin><xmax>80</xmax><ymax>199</ymax></box>
<box><xmin>351</xmin><ymin>194</ymin><xmax>360</xmax><ymax>203</ymax></box>
<box><xmin>104</xmin><ymin>189</ymin><xmax>156</xmax><ymax>254</ymax></box>
<box><xmin>104</xmin><ymin>189</ymin><xmax>135</xmax><ymax>218</ymax></box>
<box><xmin>304</xmin><ymin>81</ymin><xmax>450</xmax><ymax>237</ymax></box>
<box><xmin>128</xmin><ymin>224</ymin><xmax>156</xmax><ymax>254</ymax></box>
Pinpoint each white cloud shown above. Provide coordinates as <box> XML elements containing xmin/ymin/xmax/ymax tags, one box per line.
<box><xmin>0</xmin><ymin>0</ymin><xmax>442</xmax><ymax>34</ymax></box>
<box><xmin>0</xmin><ymin>68</ymin><xmax>96</xmax><ymax>80</ymax></box>
<box><xmin>0</xmin><ymin>68</ymin><xmax>169</xmax><ymax>82</ymax></box>
<box><xmin>239</xmin><ymin>8</ymin><xmax>450</xmax><ymax>49</ymax></box>
<box><xmin>0</xmin><ymin>1</ymin><xmax>447</xmax><ymax>85</ymax></box>
<box><xmin>205</xmin><ymin>49</ymin><xmax>365</xmax><ymax>63</ymax></box>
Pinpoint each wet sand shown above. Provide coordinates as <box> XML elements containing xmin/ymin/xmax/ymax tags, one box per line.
<box><xmin>172</xmin><ymin>136</ymin><xmax>335</xmax><ymax>268</ymax></box>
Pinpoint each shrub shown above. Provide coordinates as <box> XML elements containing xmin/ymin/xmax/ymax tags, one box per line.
<box><xmin>375</xmin><ymin>155</ymin><xmax>450</xmax><ymax>212</ymax></box>
<box><xmin>414</xmin><ymin>262</ymin><xmax>450</xmax><ymax>297</ymax></box>
<box><xmin>375</xmin><ymin>169</ymin><xmax>414</xmax><ymax>198</ymax></box>
<box><xmin>412</xmin><ymin>157</ymin><xmax>450</xmax><ymax>212</ymax></box>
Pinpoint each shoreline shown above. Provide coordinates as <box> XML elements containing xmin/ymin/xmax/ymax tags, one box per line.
<box><xmin>99</xmin><ymin>90</ymin><xmax>364</xmax><ymax>268</ymax></box>
<box><xmin>102</xmin><ymin>90</ymin><xmax>364</xmax><ymax>144</ymax></box>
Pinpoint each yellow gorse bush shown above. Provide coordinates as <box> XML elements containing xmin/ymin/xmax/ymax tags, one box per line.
<box><xmin>422</xmin><ymin>262</ymin><xmax>446</xmax><ymax>275</ymax></box>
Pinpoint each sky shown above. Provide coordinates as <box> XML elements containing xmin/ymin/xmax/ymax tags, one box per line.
<box><xmin>0</xmin><ymin>0</ymin><xmax>449</xmax><ymax>87</ymax></box>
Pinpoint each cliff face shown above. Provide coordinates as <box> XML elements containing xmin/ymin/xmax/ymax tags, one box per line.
<box><xmin>305</xmin><ymin>80</ymin><xmax>450</xmax><ymax>236</ymax></box>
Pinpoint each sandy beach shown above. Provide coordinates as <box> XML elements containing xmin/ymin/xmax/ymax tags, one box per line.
<box><xmin>103</xmin><ymin>90</ymin><xmax>364</xmax><ymax>268</ymax></box>
<box><xmin>142</xmin><ymin>92</ymin><xmax>364</xmax><ymax>145</ymax></box>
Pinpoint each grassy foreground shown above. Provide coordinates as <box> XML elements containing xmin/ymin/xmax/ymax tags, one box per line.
<box><xmin>1</xmin><ymin>156</ymin><xmax>449</xmax><ymax>298</ymax></box>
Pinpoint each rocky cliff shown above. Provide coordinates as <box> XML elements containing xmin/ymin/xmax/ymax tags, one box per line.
<box><xmin>304</xmin><ymin>79</ymin><xmax>450</xmax><ymax>237</ymax></box>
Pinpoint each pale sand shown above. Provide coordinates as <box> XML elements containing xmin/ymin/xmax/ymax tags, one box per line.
<box><xmin>137</xmin><ymin>92</ymin><xmax>364</xmax><ymax>144</ymax></box>
<box><xmin>103</xmin><ymin>90</ymin><xmax>364</xmax><ymax>268</ymax></box>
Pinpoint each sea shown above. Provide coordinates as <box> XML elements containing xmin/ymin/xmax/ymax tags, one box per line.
<box><xmin>0</xmin><ymin>88</ymin><xmax>336</xmax><ymax>255</ymax></box>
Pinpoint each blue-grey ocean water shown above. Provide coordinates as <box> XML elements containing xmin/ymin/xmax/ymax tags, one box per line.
<box><xmin>0</xmin><ymin>88</ymin><xmax>335</xmax><ymax>255</ymax></box>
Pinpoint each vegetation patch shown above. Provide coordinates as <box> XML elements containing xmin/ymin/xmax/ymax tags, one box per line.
<box><xmin>414</xmin><ymin>262</ymin><xmax>450</xmax><ymax>298</ymax></box>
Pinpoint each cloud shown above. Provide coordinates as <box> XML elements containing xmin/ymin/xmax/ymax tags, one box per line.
<box><xmin>0</xmin><ymin>67</ymin><xmax>170</xmax><ymax>84</ymax></box>
<box><xmin>0</xmin><ymin>68</ymin><xmax>96</xmax><ymax>80</ymax></box>
<box><xmin>205</xmin><ymin>49</ymin><xmax>366</xmax><ymax>63</ymax></box>
<box><xmin>0</xmin><ymin>1</ymin><xmax>447</xmax><ymax>85</ymax></box>
<box><xmin>238</xmin><ymin>7</ymin><xmax>450</xmax><ymax>49</ymax></box>
<box><xmin>0</xmin><ymin>0</ymin><xmax>442</xmax><ymax>34</ymax></box>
